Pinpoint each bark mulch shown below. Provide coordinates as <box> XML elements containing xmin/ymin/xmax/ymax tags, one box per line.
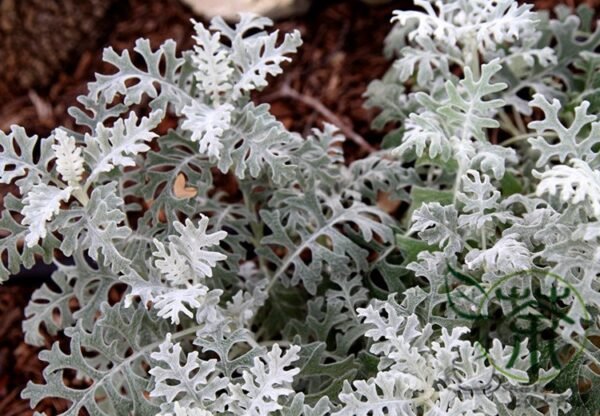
<box><xmin>0</xmin><ymin>0</ymin><xmax>596</xmax><ymax>415</ymax></box>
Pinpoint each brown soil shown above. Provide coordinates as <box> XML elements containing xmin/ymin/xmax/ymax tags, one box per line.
<box><xmin>0</xmin><ymin>0</ymin><xmax>596</xmax><ymax>414</ymax></box>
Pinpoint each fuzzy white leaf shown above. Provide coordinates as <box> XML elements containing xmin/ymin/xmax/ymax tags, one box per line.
<box><xmin>84</xmin><ymin>111</ymin><xmax>163</xmax><ymax>182</ymax></box>
<box><xmin>465</xmin><ymin>233</ymin><xmax>532</xmax><ymax>273</ymax></box>
<box><xmin>457</xmin><ymin>171</ymin><xmax>500</xmax><ymax>215</ymax></box>
<box><xmin>191</xmin><ymin>21</ymin><xmax>233</xmax><ymax>101</ymax></box>
<box><xmin>392</xmin><ymin>0</ymin><xmax>537</xmax><ymax>54</ymax></box>
<box><xmin>152</xmin><ymin>216</ymin><xmax>227</xmax><ymax>285</ymax></box>
<box><xmin>456</xmin><ymin>170</ymin><xmax>513</xmax><ymax>229</ymax></box>
<box><xmin>124</xmin><ymin>269</ymin><xmax>225</xmax><ymax>326</ymax></box>
<box><xmin>157</xmin><ymin>402</ymin><xmax>213</xmax><ymax>416</ymax></box>
<box><xmin>528</xmin><ymin>95</ymin><xmax>600</xmax><ymax>167</ymax></box>
<box><xmin>231</xmin><ymin>30</ymin><xmax>302</xmax><ymax>99</ymax></box>
<box><xmin>22</xmin><ymin>183</ymin><xmax>72</xmax><ymax>247</ymax></box>
<box><xmin>209</xmin><ymin>13</ymin><xmax>272</xmax><ymax>45</ymax></box>
<box><xmin>392</xmin><ymin>111</ymin><xmax>451</xmax><ymax>161</ymax></box>
<box><xmin>181</xmin><ymin>102</ymin><xmax>234</xmax><ymax>159</ymax></box>
<box><xmin>359</xmin><ymin>302</ymin><xmax>433</xmax><ymax>372</ymax></box>
<box><xmin>150</xmin><ymin>334</ymin><xmax>228</xmax><ymax>408</ymax></box>
<box><xmin>152</xmin><ymin>240</ymin><xmax>190</xmax><ymax>286</ymax></box>
<box><xmin>154</xmin><ymin>285</ymin><xmax>210</xmax><ymax>324</ymax></box>
<box><xmin>536</xmin><ymin>158</ymin><xmax>600</xmax><ymax>218</ymax></box>
<box><xmin>56</xmin><ymin>183</ymin><xmax>132</xmax><ymax>273</ymax></box>
<box><xmin>410</xmin><ymin>202</ymin><xmax>463</xmax><ymax>255</ymax></box>
<box><xmin>438</xmin><ymin>60</ymin><xmax>507</xmax><ymax>142</ymax></box>
<box><xmin>228</xmin><ymin>344</ymin><xmax>301</xmax><ymax>416</ymax></box>
<box><xmin>469</xmin><ymin>141</ymin><xmax>517</xmax><ymax>180</ymax></box>
<box><xmin>393</xmin><ymin>36</ymin><xmax>452</xmax><ymax>86</ymax></box>
<box><xmin>0</xmin><ymin>126</ymin><xmax>54</xmax><ymax>191</ymax></box>
<box><xmin>52</xmin><ymin>129</ymin><xmax>85</xmax><ymax>186</ymax></box>
<box><xmin>334</xmin><ymin>372</ymin><xmax>418</xmax><ymax>416</ymax></box>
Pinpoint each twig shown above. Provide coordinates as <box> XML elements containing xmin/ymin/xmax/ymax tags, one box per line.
<box><xmin>0</xmin><ymin>387</ymin><xmax>19</xmax><ymax>413</ymax></box>
<box><xmin>267</xmin><ymin>83</ymin><xmax>376</xmax><ymax>153</ymax></box>
<box><xmin>501</xmin><ymin>131</ymin><xmax>557</xmax><ymax>147</ymax></box>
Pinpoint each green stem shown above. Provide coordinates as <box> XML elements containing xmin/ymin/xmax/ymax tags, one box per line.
<box><xmin>72</xmin><ymin>187</ymin><xmax>89</xmax><ymax>206</ymax></box>
<box><xmin>259</xmin><ymin>339</ymin><xmax>292</xmax><ymax>348</ymax></box>
<box><xmin>498</xmin><ymin>110</ymin><xmax>522</xmax><ymax>137</ymax></box>
<box><xmin>452</xmin><ymin>165</ymin><xmax>465</xmax><ymax>205</ymax></box>
<box><xmin>240</xmin><ymin>182</ymin><xmax>271</xmax><ymax>278</ymax></box>
<box><xmin>501</xmin><ymin>131</ymin><xmax>557</xmax><ymax>147</ymax></box>
<box><xmin>512</xmin><ymin>107</ymin><xmax>527</xmax><ymax>133</ymax></box>
<box><xmin>468</xmin><ymin>37</ymin><xmax>480</xmax><ymax>79</ymax></box>
<box><xmin>240</xmin><ymin>182</ymin><xmax>276</xmax><ymax>335</ymax></box>
<box><xmin>71</xmin><ymin>323</ymin><xmax>202</xmax><ymax>410</ymax></box>
<box><xmin>481</xmin><ymin>228</ymin><xmax>487</xmax><ymax>251</ymax></box>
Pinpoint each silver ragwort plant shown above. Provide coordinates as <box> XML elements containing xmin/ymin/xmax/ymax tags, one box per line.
<box><xmin>0</xmin><ymin>1</ymin><xmax>599</xmax><ymax>415</ymax></box>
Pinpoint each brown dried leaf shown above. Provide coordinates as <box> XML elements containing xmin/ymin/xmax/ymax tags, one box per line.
<box><xmin>173</xmin><ymin>173</ymin><xmax>197</xmax><ymax>199</ymax></box>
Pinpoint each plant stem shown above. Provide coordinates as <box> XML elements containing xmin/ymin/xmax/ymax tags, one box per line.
<box><xmin>72</xmin><ymin>187</ymin><xmax>89</xmax><ymax>206</ymax></box>
<box><xmin>481</xmin><ymin>228</ymin><xmax>487</xmax><ymax>251</ymax></box>
<box><xmin>512</xmin><ymin>107</ymin><xmax>527</xmax><ymax>133</ymax></box>
<box><xmin>267</xmin><ymin>84</ymin><xmax>376</xmax><ymax>153</ymax></box>
<box><xmin>467</xmin><ymin>37</ymin><xmax>480</xmax><ymax>79</ymax></box>
<box><xmin>259</xmin><ymin>339</ymin><xmax>292</xmax><ymax>348</ymax></box>
<box><xmin>452</xmin><ymin>165</ymin><xmax>465</xmax><ymax>205</ymax></box>
<box><xmin>240</xmin><ymin>182</ymin><xmax>271</xmax><ymax>279</ymax></box>
<box><xmin>501</xmin><ymin>131</ymin><xmax>557</xmax><ymax>147</ymax></box>
<box><xmin>498</xmin><ymin>110</ymin><xmax>522</xmax><ymax>137</ymax></box>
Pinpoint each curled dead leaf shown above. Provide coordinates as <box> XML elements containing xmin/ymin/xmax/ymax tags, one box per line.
<box><xmin>173</xmin><ymin>173</ymin><xmax>198</xmax><ymax>199</ymax></box>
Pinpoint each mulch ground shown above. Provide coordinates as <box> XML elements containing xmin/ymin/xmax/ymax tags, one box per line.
<box><xmin>0</xmin><ymin>0</ymin><xmax>597</xmax><ymax>414</ymax></box>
